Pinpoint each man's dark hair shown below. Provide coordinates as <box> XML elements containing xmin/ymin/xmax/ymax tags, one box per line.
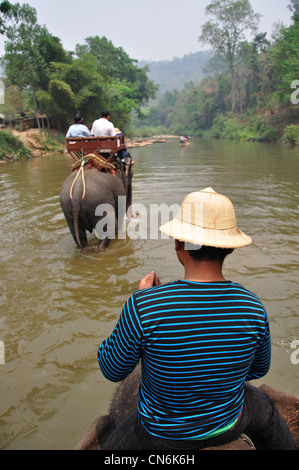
<box><xmin>74</xmin><ymin>114</ymin><xmax>82</xmax><ymax>122</ymax></box>
<box><xmin>101</xmin><ymin>111</ymin><xmax>110</xmax><ymax>117</ymax></box>
<box><xmin>187</xmin><ymin>245</ymin><xmax>233</xmax><ymax>262</ymax></box>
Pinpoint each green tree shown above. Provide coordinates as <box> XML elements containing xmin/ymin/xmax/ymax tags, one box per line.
<box><xmin>35</xmin><ymin>58</ymin><xmax>106</xmax><ymax>129</ymax></box>
<box><xmin>288</xmin><ymin>0</ymin><xmax>299</xmax><ymax>23</ymax></box>
<box><xmin>0</xmin><ymin>1</ymin><xmax>41</xmax><ymax>33</ymax></box>
<box><xmin>2</xmin><ymin>8</ymin><xmax>156</xmax><ymax>130</ymax></box>
<box><xmin>3</xmin><ymin>3</ymin><xmax>70</xmax><ymax>91</ymax></box>
<box><xmin>271</xmin><ymin>19</ymin><xmax>299</xmax><ymax>104</ymax></box>
<box><xmin>1</xmin><ymin>84</ymin><xmax>23</xmax><ymax>124</ymax></box>
<box><xmin>198</xmin><ymin>0</ymin><xmax>260</xmax><ymax>112</ymax></box>
<box><xmin>106</xmin><ymin>79</ymin><xmax>139</xmax><ymax>130</ymax></box>
<box><xmin>35</xmin><ymin>81</ymin><xmax>76</xmax><ymax>130</ymax></box>
<box><xmin>0</xmin><ymin>0</ymin><xmax>17</xmax><ymax>34</ymax></box>
<box><xmin>75</xmin><ymin>36</ymin><xmax>157</xmax><ymax>113</ymax></box>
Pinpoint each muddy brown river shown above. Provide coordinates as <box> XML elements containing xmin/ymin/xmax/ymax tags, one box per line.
<box><xmin>0</xmin><ymin>137</ymin><xmax>298</xmax><ymax>449</ymax></box>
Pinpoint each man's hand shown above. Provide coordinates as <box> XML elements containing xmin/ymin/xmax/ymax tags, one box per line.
<box><xmin>138</xmin><ymin>271</ymin><xmax>161</xmax><ymax>290</ymax></box>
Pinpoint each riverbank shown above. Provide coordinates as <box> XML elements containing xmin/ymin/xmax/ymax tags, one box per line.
<box><xmin>126</xmin><ymin>135</ymin><xmax>175</xmax><ymax>148</ymax></box>
<box><xmin>0</xmin><ymin>128</ymin><xmax>66</xmax><ymax>162</ymax></box>
<box><xmin>11</xmin><ymin>128</ymin><xmax>66</xmax><ymax>156</ymax></box>
<box><xmin>0</xmin><ymin>128</ymin><xmax>175</xmax><ymax>162</ymax></box>
<box><xmin>207</xmin><ymin>107</ymin><xmax>299</xmax><ymax>144</ymax></box>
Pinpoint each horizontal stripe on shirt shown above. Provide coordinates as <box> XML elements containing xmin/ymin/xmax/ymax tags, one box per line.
<box><xmin>98</xmin><ymin>280</ymin><xmax>271</xmax><ymax>440</ymax></box>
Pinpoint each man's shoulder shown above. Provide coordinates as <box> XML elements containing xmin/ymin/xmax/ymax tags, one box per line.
<box><xmin>229</xmin><ymin>282</ymin><xmax>266</xmax><ymax>310</ymax></box>
<box><xmin>133</xmin><ymin>280</ymin><xmax>182</xmax><ymax>299</ymax></box>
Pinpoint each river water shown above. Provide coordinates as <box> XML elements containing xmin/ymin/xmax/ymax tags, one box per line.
<box><xmin>0</xmin><ymin>137</ymin><xmax>298</xmax><ymax>449</ymax></box>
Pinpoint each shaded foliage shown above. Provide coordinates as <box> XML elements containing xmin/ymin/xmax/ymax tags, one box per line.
<box><xmin>1</xmin><ymin>4</ymin><xmax>157</xmax><ymax>131</ymax></box>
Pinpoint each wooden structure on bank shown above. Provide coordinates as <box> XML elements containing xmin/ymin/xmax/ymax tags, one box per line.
<box><xmin>66</xmin><ymin>135</ymin><xmax>126</xmax><ymax>163</ymax></box>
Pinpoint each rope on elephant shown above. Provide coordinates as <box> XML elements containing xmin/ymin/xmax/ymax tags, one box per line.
<box><xmin>70</xmin><ymin>160</ymin><xmax>86</xmax><ymax>200</ymax></box>
<box><xmin>69</xmin><ymin>154</ymin><xmax>118</xmax><ymax>201</ymax></box>
<box><xmin>72</xmin><ymin>153</ymin><xmax>117</xmax><ymax>174</ymax></box>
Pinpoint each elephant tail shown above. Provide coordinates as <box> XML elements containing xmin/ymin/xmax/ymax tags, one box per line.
<box><xmin>73</xmin><ymin>197</ymin><xmax>83</xmax><ymax>248</ymax></box>
<box><xmin>70</xmin><ymin>170</ymin><xmax>85</xmax><ymax>248</ymax></box>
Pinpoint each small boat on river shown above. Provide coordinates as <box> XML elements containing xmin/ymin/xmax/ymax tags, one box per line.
<box><xmin>179</xmin><ymin>136</ymin><xmax>190</xmax><ymax>147</ymax></box>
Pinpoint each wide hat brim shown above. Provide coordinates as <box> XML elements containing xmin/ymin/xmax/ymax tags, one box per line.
<box><xmin>159</xmin><ymin>187</ymin><xmax>252</xmax><ymax>249</ymax></box>
<box><xmin>159</xmin><ymin>217</ymin><xmax>252</xmax><ymax>248</ymax></box>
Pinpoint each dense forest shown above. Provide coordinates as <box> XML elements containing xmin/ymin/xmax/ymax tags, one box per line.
<box><xmin>134</xmin><ymin>0</ymin><xmax>299</xmax><ymax>144</ymax></box>
<box><xmin>1</xmin><ymin>0</ymin><xmax>299</xmax><ymax>147</ymax></box>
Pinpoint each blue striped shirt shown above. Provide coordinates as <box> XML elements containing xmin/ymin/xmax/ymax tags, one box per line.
<box><xmin>98</xmin><ymin>280</ymin><xmax>271</xmax><ymax>440</ymax></box>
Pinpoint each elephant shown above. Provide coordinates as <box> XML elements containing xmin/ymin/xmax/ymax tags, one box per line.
<box><xmin>60</xmin><ymin>158</ymin><xmax>134</xmax><ymax>249</ymax></box>
<box><xmin>74</xmin><ymin>364</ymin><xmax>299</xmax><ymax>451</ymax></box>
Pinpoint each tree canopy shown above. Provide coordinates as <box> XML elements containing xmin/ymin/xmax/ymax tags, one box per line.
<box><xmin>0</xmin><ymin>0</ymin><xmax>18</xmax><ymax>34</ymax></box>
<box><xmin>1</xmin><ymin>3</ymin><xmax>157</xmax><ymax>130</ymax></box>
<box><xmin>199</xmin><ymin>0</ymin><xmax>260</xmax><ymax>111</ymax></box>
<box><xmin>1</xmin><ymin>1</ymin><xmax>298</xmax><ymax>142</ymax></box>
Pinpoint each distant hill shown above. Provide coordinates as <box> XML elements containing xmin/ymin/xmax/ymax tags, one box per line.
<box><xmin>139</xmin><ymin>51</ymin><xmax>213</xmax><ymax>97</ymax></box>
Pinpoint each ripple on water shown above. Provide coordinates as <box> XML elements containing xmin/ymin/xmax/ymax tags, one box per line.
<box><xmin>0</xmin><ymin>142</ymin><xmax>298</xmax><ymax>449</ymax></box>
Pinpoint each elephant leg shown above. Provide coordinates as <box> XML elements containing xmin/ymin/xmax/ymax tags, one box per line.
<box><xmin>94</xmin><ymin>209</ymin><xmax>117</xmax><ymax>250</ymax></box>
<box><xmin>97</xmin><ymin>238</ymin><xmax>110</xmax><ymax>250</ymax></box>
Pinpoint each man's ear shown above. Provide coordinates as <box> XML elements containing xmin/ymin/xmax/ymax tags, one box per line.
<box><xmin>175</xmin><ymin>240</ymin><xmax>184</xmax><ymax>252</ymax></box>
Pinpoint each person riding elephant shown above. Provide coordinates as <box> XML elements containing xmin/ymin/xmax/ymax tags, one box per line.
<box><xmin>66</xmin><ymin>114</ymin><xmax>92</xmax><ymax>138</ymax></box>
<box><xmin>74</xmin><ymin>364</ymin><xmax>299</xmax><ymax>450</ymax></box>
<box><xmin>97</xmin><ymin>187</ymin><xmax>296</xmax><ymax>450</ymax></box>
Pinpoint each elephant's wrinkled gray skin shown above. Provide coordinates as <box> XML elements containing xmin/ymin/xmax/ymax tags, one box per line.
<box><xmin>60</xmin><ymin>163</ymin><xmax>133</xmax><ymax>249</ymax></box>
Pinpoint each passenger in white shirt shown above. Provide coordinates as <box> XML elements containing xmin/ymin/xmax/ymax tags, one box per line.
<box><xmin>91</xmin><ymin>111</ymin><xmax>116</xmax><ymax>137</ymax></box>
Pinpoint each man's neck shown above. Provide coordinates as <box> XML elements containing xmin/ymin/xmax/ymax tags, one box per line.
<box><xmin>184</xmin><ymin>260</ymin><xmax>227</xmax><ymax>283</ymax></box>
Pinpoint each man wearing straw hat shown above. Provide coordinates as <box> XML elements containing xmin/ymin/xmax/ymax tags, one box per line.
<box><xmin>98</xmin><ymin>187</ymin><xmax>295</xmax><ymax>450</ymax></box>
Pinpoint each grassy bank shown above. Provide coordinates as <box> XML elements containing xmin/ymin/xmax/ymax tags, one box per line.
<box><xmin>0</xmin><ymin>129</ymin><xmax>32</xmax><ymax>161</ymax></box>
<box><xmin>0</xmin><ymin>128</ymin><xmax>66</xmax><ymax>162</ymax></box>
<box><xmin>206</xmin><ymin>107</ymin><xmax>299</xmax><ymax>144</ymax></box>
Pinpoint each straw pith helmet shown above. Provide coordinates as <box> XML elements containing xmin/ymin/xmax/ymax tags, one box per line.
<box><xmin>159</xmin><ymin>187</ymin><xmax>252</xmax><ymax>249</ymax></box>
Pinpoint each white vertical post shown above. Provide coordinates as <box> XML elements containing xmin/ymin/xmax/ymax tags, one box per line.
<box><xmin>0</xmin><ymin>341</ymin><xmax>5</xmax><ymax>365</ymax></box>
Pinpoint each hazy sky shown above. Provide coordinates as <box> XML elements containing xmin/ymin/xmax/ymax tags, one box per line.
<box><xmin>0</xmin><ymin>0</ymin><xmax>293</xmax><ymax>62</ymax></box>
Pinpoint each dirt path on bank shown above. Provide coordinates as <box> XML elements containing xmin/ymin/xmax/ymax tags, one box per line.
<box><xmin>10</xmin><ymin>128</ymin><xmax>64</xmax><ymax>156</ymax></box>
<box><xmin>10</xmin><ymin>128</ymin><xmax>177</xmax><ymax>155</ymax></box>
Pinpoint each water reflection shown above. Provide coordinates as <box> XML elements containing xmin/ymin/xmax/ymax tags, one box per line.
<box><xmin>0</xmin><ymin>139</ymin><xmax>298</xmax><ymax>449</ymax></box>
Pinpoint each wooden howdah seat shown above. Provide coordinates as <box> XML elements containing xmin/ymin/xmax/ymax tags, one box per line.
<box><xmin>66</xmin><ymin>135</ymin><xmax>126</xmax><ymax>163</ymax></box>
